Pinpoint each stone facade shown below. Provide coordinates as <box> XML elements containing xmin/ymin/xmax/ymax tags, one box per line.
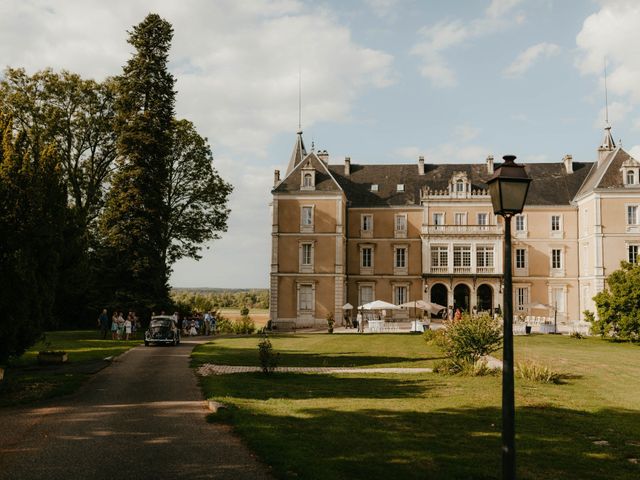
<box><xmin>270</xmin><ymin>127</ymin><xmax>640</xmax><ymax>327</ymax></box>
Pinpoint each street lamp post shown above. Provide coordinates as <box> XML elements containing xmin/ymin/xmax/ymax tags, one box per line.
<box><xmin>487</xmin><ymin>155</ymin><xmax>532</xmax><ymax>480</ymax></box>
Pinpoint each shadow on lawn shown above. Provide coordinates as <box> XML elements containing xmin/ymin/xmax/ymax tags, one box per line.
<box><xmin>227</xmin><ymin>403</ymin><xmax>640</xmax><ymax>480</ymax></box>
<box><xmin>193</xmin><ymin>345</ymin><xmax>441</xmax><ymax>368</ymax></box>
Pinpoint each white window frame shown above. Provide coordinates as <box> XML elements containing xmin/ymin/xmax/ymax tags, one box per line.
<box><xmin>550</xmin><ymin>214</ymin><xmax>563</xmax><ymax>238</ymax></box>
<box><xmin>514</xmin><ymin>247</ymin><xmax>528</xmax><ymax>276</ymax></box>
<box><xmin>626</xmin><ymin>204</ymin><xmax>640</xmax><ymax>232</ymax></box>
<box><xmin>476</xmin><ymin>245</ymin><xmax>494</xmax><ymax>272</ymax></box>
<box><xmin>394</xmin><ymin>213</ymin><xmax>408</xmax><ymax>238</ymax></box>
<box><xmin>514</xmin><ymin>214</ymin><xmax>527</xmax><ymax>237</ymax></box>
<box><xmin>454</xmin><ymin>212</ymin><xmax>467</xmax><ymax>226</ymax></box>
<box><xmin>397</xmin><ymin>184</ymin><xmax>405</xmax><ymax>192</ymax></box>
<box><xmin>300</xmin><ymin>168</ymin><xmax>315</xmax><ymax>191</ymax></box>
<box><xmin>299</xmin><ymin>241</ymin><xmax>315</xmax><ymax>273</ymax></box>
<box><xmin>300</xmin><ymin>205</ymin><xmax>314</xmax><ymax>233</ymax></box>
<box><xmin>430</xmin><ymin>245</ymin><xmax>448</xmax><ymax>272</ymax></box>
<box><xmin>361</xmin><ymin>214</ymin><xmax>373</xmax><ymax>238</ymax></box>
<box><xmin>370</xmin><ymin>184</ymin><xmax>378</xmax><ymax>192</ymax></box>
<box><xmin>393</xmin><ymin>284</ymin><xmax>409</xmax><ymax>305</ymax></box>
<box><xmin>358</xmin><ymin>283</ymin><xmax>375</xmax><ymax>306</ymax></box>
<box><xmin>477</xmin><ymin>212</ymin><xmax>488</xmax><ymax>229</ymax></box>
<box><xmin>360</xmin><ymin>244</ymin><xmax>374</xmax><ymax>275</ymax></box>
<box><xmin>550</xmin><ymin>247</ymin><xmax>565</xmax><ymax>277</ymax></box>
<box><xmin>628</xmin><ymin>243</ymin><xmax>639</xmax><ymax>264</ymax></box>
<box><xmin>296</xmin><ymin>282</ymin><xmax>316</xmax><ymax>320</ymax></box>
<box><xmin>432</xmin><ymin>212</ymin><xmax>445</xmax><ymax>231</ymax></box>
<box><xmin>549</xmin><ymin>285</ymin><xmax>567</xmax><ymax>314</ymax></box>
<box><xmin>394</xmin><ymin>245</ymin><xmax>408</xmax><ymax>275</ymax></box>
<box><xmin>515</xmin><ymin>285</ymin><xmax>530</xmax><ymax>312</ymax></box>
<box><xmin>627</xmin><ymin>170</ymin><xmax>635</xmax><ymax>185</ymax></box>
<box><xmin>453</xmin><ymin>245</ymin><xmax>471</xmax><ymax>271</ymax></box>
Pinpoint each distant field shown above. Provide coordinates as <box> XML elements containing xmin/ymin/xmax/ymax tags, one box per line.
<box><xmin>218</xmin><ymin>308</ymin><xmax>269</xmax><ymax>327</ymax></box>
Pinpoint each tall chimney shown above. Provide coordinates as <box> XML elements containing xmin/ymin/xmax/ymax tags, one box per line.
<box><xmin>317</xmin><ymin>150</ymin><xmax>329</xmax><ymax>164</ymax></box>
<box><xmin>563</xmin><ymin>154</ymin><xmax>573</xmax><ymax>174</ymax></box>
<box><xmin>344</xmin><ymin>156</ymin><xmax>351</xmax><ymax>176</ymax></box>
<box><xmin>273</xmin><ymin>169</ymin><xmax>280</xmax><ymax>187</ymax></box>
<box><xmin>486</xmin><ymin>155</ymin><xmax>494</xmax><ymax>174</ymax></box>
<box><xmin>418</xmin><ymin>155</ymin><xmax>425</xmax><ymax>175</ymax></box>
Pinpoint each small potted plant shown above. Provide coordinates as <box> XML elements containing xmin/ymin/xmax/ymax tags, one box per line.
<box><xmin>37</xmin><ymin>336</ymin><xmax>68</xmax><ymax>365</ymax></box>
<box><xmin>326</xmin><ymin>312</ymin><xmax>335</xmax><ymax>334</ymax></box>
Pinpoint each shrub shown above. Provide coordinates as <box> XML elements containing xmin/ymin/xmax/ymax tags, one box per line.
<box><xmin>216</xmin><ymin>316</ymin><xmax>234</xmax><ymax>334</ymax></box>
<box><xmin>516</xmin><ymin>360</ymin><xmax>563</xmax><ymax>384</ymax></box>
<box><xmin>240</xmin><ymin>306</ymin><xmax>250</xmax><ymax>317</ymax></box>
<box><xmin>258</xmin><ymin>335</ymin><xmax>278</xmax><ymax>373</ymax></box>
<box><xmin>436</xmin><ymin>312</ymin><xmax>502</xmax><ymax>365</ymax></box>
<box><xmin>326</xmin><ymin>312</ymin><xmax>335</xmax><ymax>333</ymax></box>
<box><xmin>433</xmin><ymin>358</ymin><xmax>497</xmax><ymax>377</ymax></box>
<box><xmin>232</xmin><ymin>316</ymin><xmax>256</xmax><ymax>335</ymax></box>
<box><xmin>569</xmin><ymin>331</ymin><xmax>584</xmax><ymax>340</ymax></box>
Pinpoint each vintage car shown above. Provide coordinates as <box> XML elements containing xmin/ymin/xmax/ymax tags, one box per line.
<box><xmin>144</xmin><ymin>315</ymin><xmax>181</xmax><ymax>346</ymax></box>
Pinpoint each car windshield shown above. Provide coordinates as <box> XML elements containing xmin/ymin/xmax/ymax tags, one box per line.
<box><xmin>150</xmin><ymin>319</ymin><xmax>172</xmax><ymax>328</ymax></box>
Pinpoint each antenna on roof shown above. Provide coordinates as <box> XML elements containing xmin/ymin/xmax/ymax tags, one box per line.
<box><xmin>604</xmin><ymin>57</ymin><xmax>609</xmax><ymax>126</ymax></box>
<box><xmin>298</xmin><ymin>65</ymin><xmax>302</xmax><ymax>132</ymax></box>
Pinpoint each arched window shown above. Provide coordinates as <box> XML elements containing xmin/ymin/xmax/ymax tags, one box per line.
<box><xmin>627</xmin><ymin>170</ymin><xmax>635</xmax><ymax>185</ymax></box>
<box><xmin>303</xmin><ymin>173</ymin><xmax>313</xmax><ymax>187</ymax></box>
<box><xmin>456</xmin><ymin>179</ymin><xmax>464</xmax><ymax>192</ymax></box>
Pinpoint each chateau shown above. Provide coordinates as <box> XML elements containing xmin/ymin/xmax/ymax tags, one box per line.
<box><xmin>269</xmin><ymin>126</ymin><xmax>640</xmax><ymax>328</ymax></box>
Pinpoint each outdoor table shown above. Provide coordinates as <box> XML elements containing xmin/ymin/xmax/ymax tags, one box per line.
<box><xmin>410</xmin><ymin>320</ymin><xmax>425</xmax><ymax>332</ymax></box>
<box><xmin>368</xmin><ymin>319</ymin><xmax>385</xmax><ymax>333</ymax></box>
<box><xmin>538</xmin><ymin>323</ymin><xmax>556</xmax><ymax>334</ymax></box>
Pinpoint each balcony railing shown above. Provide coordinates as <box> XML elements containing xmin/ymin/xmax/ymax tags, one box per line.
<box><xmin>422</xmin><ymin>225</ymin><xmax>503</xmax><ymax>235</ymax></box>
<box><xmin>428</xmin><ymin>266</ymin><xmax>497</xmax><ymax>275</ymax></box>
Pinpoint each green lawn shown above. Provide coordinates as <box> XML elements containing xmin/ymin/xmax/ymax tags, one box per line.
<box><xmin>0</xmin><ymin>330</ymin><xmax>140</xmax><ymax>407</ymax></box>
<box><xmin>194</xmin><ymin>333</ymin><xmax>640</xmax><ymax>480</ymax></box>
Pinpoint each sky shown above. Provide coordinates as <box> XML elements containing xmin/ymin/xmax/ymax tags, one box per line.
<box><xmin>1</xmin><ymin>0</ymin><xmax>640</xmax><ymax>288</ymax></box>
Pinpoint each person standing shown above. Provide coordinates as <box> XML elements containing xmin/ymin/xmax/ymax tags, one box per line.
<box><xmin>111</xmin><ymin>311</ymin><xmax>119</xmax><ymax>340</ymax></box>
<box><xmin>124</xmin><ymin>314</ymin><xmax>132</xmax><ymax>341</ymax></box>
<box><xmin>116</xmin><ymin>311</ymin><xmax>125</xmax><ymax>340</ymax></box>
<box><xmin>97</xmin><ymin>309</ymin><xmax>109</xmax><ymax>339</ymax></box>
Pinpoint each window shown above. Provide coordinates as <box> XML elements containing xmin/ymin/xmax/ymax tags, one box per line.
<box><xmin>433</xmin><ymin>213</ymin><xmax>444</xmax><ymax>226</ymax></box>
<box><xmin>551</xmin><ymin>287</ymin><xmax>565</xmax><ymax>313</ymax></box>
<box><xmin>552</xmin><ymin>249</ymin><xmax>562</xmax><ymax>270</ymax></box>
<box><xmin>627</xmin><ymin>205</ymin><xmax>639</xmax><ymax>225</ymax></box>
<box><xmin>515</xmin><ymin>215</ymin><xmax>526</xmax><ymax>232</ymax></box>
<box><xmin>629</xmin><ymin>245</ymin><xmax>639</xmax><ymax>264</ymax></box>
<box><xmin>515</xmin><ymin>287</ymin><xmax>529</xmax><ymax>311</ymax></box>
<box><xmin>394</xmin><ymin>286</ymin><xmax>408</xmax><ymax>305</ymax></box>
<box><xmin>627</xmin><ymin>170</ymin><xmax>635</xmax><ymax>185</ymax></box>
<box><xmin>301</xmin><ymin>206</ymin><xmax>313</xmax><ymax>232</ymax></box>
<box><xmin>395</xmin><ymin>247</ymin><xmax>406</xmax><ymax>268</ymax></box>
<box><xmin>453</xmin><ymin>246</ymin><xmax>471</xmax><ymax>267</ymax></box>
<box><xmin>431</xmin><ymin>246</ymin><xmax>448</xmax><ymax>268</ymax></box>
<box><xmin>361</xmin><ymin>214</ymin><xmax>373</xmax><ymax>234</ymax></box>
<box><xmin>362</xmin><ymin>247</ymin><xmax>372</xmax><ymax>268</ymax></box>
<box><xmin>303</xmin><ymin>173</ymin><xmax>313</xmax><ymax>187</ymax></box>
<box><xmin>298</xmin><ymin>285</ymin><xmax>313</xmax><ymax>311</ymax></box>
<box><xmin>301</xmin><ymin>244</ymin><xmax>312</xmax><ymax>266</ymax></box>
<box><xmin>299</xmin><ymin>242</ymin><xmax>314</xmax><ymax>273</ymax></box>
<box><xmin>454</xmin><ymin>213</ymin><xmax>466</xmax><ymax>225</ymax></box>
<box><xmin>476</xmin><ymin>246</ymin><xmax>494</xmax><ymax>268</ymax></box>
<box><xmin>456</xmin><ymin>179</ymin><xmax>464</xmax><ymax>192</ymax></box>
<box><xmin>370</xmin><ymin>184</ymin><xmax>378</xmax><ymax>192</ymax></box>
<box><xmin>397</xmin><ymin>184</ymin><xmax>404</xmax><ymax>192</ymax></box>
<box><xmin>359</xmin><ymin>285</ymin><xmax>374</xmax><ymax>305</ymax></box>
<box><xmin>551</xmin><ymin>215</ymin><xmax>561</xmax><ymax>231</ymax></box>
<box><xmin>477</xmin><ymin>213</ymin><xmax>488</xmax><ymax>225</ymax></box>
<box><xmin>395</xmin><ymin>214</ymin><xmax>407</xmax><ymax>237</ymax></box>
<box><xmin>515</xmin><ymin>248</ymin><xmax>527</xmax><ymax>269</ymax></box>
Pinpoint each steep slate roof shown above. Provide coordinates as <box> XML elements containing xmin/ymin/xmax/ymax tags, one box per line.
<box><xmin>573</xmin><ymin>147</ymin><xmax>640</xmax><ymax>199</ymax></box>
<box><xmin>274</xmin><ymin>152</ymin><xmax>342</xmax><ymax>194</ymax></box>
<box><xmin>284</xmin><ymin>131</ymin><xmax>307</xmax><ymax>175</ymax></box>
<box><xmin>326</xmin><ymin>161</ymin><xmax>593</xmax><ymax>207</ymax></box>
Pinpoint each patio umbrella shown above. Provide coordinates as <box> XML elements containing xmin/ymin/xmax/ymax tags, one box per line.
<box><xmin>359</xmin><ymin>300</ymin><xmax>401</xmax><ymax>310</ymax></box>
<box><xmin>342</xmin><ymin>303</ymin><xmax>354</xmax><ymax>310</ymax></box>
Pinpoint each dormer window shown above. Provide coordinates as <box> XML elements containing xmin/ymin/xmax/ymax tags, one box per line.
<box><xmin>450</xmin><ymin>172</ymin><xmax>469</xmax><ymax>197</ymax></box>
<box><xmin>456</xmin><ymin>179</ymin><xmax>464</xmax><ymax>193</ymax></box>
<box><xmin>627</xmin><ymin>170</ymin><xmax>635</xmax><ymax>185</ymax></box>
<box><xmin>397</xmin><ymin>184</ymin><xmax>404</xmax><ymax>192</ymax></box>
<box><xmin>370</xmin><ymin>184</ymin><xmax>379</xmax><ymax>192</ymax></box>
<box><xmin>300</xmin><ymin>161</ymin><xmax>315</xmax><ymax>190</ymax></box>
<box><xmin>621</xmin><ymin>157</ymin><xmax>640</xmax><ymax>187</ymax></box>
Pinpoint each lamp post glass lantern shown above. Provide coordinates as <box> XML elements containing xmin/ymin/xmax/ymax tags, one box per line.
<box><xmin>487</xmin><ymin>154</ymin><xmax>531</xmax><ymax>480</ymax></box>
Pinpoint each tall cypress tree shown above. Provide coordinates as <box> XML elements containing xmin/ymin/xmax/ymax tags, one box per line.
<box><xmin>100</xmin><ymin>14</ymin><xmax>175</xmax><ymax>312</ymax></box>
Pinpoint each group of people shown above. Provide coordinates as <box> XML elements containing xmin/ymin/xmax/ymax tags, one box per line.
<box><xmin>174</xmin><ymin>311</ymin><xmax>217</xmax><ymax>337</ymax></box>
<box><xmin>97</xmin><ymin>309</ymin><xmax>141</xmax><ymax>340</ymax></box>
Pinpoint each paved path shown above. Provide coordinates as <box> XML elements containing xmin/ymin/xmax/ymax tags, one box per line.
<box><xmin>197</xmin><ymin>364</ymin><xmax>434</xmax><ymax>376</ymax></box>
<box><xmin>0</xmin><ymin>340</ymin><xmax>273</xmax><ymax>480</ymax></box>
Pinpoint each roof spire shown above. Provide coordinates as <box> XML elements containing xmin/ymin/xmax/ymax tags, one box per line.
<box><xmin>604</xmin><ymin>57</ymin><xmax>610</xmax><ymax>126</ymax></box>
<box><xmin>285</xmin><ymin>130</ymin><xmax>307</xmax><ymax>175</ymax></box>
<box><xmin>598</xmin><ymin>57</ymin><xmax>616</xmax><ymax>159</ymax></box>
<box><xmin>298</xmin><ymin>65</ymin><xmax>302</xmax><ymax>132</ymax></box>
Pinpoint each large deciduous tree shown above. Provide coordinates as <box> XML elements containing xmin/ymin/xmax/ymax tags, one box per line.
<box><xmin>100</xmin><ymin>13</ymin><xmax>176</xmax><ymax>311</ymax></box>
<box><xmin>164</xmin><ymin>119</ymin><xmax>232</xmax><ymax>266</ymax></box>
<box><xmin>591</xmin><ymin>261</ymin><xmax>640</xmax><ymax>340</ymax></box>
<box><xmin>0</xmin><ymin>113</ymin><xmax>66</xmax><ymax>363</ymax></box>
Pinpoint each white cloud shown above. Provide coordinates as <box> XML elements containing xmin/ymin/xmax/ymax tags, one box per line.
<box><xmin>629</xmin><ymin>144</ymin><xmax>640</xmax><ymax>160</ymax></box>
<box><xmin>363</xmin><ymin>0</ymin><xmax>399</xmax><ymax>18</ymax></box>
<box><xmin>454</xmin><ymin>124</ymin><xmax>481</xmax><ymax>142</ymax></box>
<box><xmin>0</xmin><ymin>0</ymin><xmax>394</xmax><ymax>288</ymax></box>
<box><xmin>410</xmin><ymin>0</ymin><xmax>524</xmax><ymax>87</ymax></box>
<box><xmin>503</xmin><ymin>42</ymin><xmax>560</xmax><ymax>78</ymax></box>
<box><xmin>576</xmin><ymin>1</ymin><xmax>640</xmax><ymax>105</ymax></box>
<box><xmin>394</xmin><ymin>143</ymin><xmax>492</xmax><ymax>164</ymax></box>
<box><xmin>595</xmin><ymin>101</ymin><xmax>632</xmax><ymax>128</ymax></box>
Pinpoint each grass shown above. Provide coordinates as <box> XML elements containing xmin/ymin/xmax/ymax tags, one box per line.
<box><xmin>0</xmin><ymin>330</ymin><xmax>140</xmax><ymax>407</ymax></box>
<box><xmin>194</xmin><ymin>333</ymin><xmax>640</xmax><ymax>480</ymax></box>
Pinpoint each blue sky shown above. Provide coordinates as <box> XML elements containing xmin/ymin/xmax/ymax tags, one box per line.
<box><xmin>1</xmin><ymin>0</ymin><xmax>639</xmax><ymax>288</ymax></box>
